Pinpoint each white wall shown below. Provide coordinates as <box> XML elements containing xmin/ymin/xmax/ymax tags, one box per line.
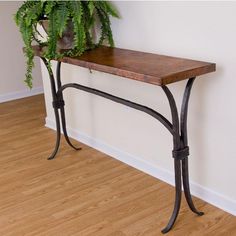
<box><xmin>42</xmin><ymin>1</ymin><xmax>236</xmax><ymax>215</ymax></box>
<box><xmin>0</xmin><ymin>1</ymin><xmax>43</xmax><ymax>103</ymax></box>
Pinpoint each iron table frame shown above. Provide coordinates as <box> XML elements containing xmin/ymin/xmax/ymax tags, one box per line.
<box><xmin>41</xmin><ymin>58</ymin><xmax>203</xmax><ymax>233</ymax></box>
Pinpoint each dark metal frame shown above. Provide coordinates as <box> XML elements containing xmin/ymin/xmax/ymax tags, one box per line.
<box><xmin>41</xmin><ymin>59</ymin><xmax>203</xmax><ymax>233</ymax></box>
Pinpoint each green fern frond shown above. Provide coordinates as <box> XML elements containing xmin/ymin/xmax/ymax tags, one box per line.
<box><xmin>56</xmin><ymin>1</ymin><xmax>69</xmax><ymax>37</ymax></box>
<box><xmin>95</xmin><ymin>2</ymin><xmax>114</xmax><ymax>47</ymax></box>
<box><xmin>102</xmin><ymin>1</ymin><xmax>120</xmax><ymax>18</ymax></box>
<box><xmin>81</xmin><ymin>1</ymin><xmax>93</xmax><ymax>48</ymax></box>
<box><xmin>20</xmin><ymin>19</ymin><xmax>34</xmax><ymax>88</ymax></box>
<box><xmin>68</xmin><ymin>1</ymin><xmax>82</xmax><ymax>24</ymax></box>
<box><xmin>45</xmin><ymin>9</ymin><xmax>58</xmax><ymax>59</ymax></box>
<box><xmin>44</xmin><ymin>1</ymin><xmax>57</xmax><ymax>15</ymax></box>
<box><xmin>68</xmin><ymin>1</ymin><xmax>86</xmax><ymax>54</ymax></box>
<box><xmin>14</xmin><ymin>0</ymin><xmax>39</xmax><ymax>26</ymax></box>
<box><xmin>88</xmin><ymin>1</ymin><xmax>95</xmax><ymax>16</ymax></box>
<box><xmin>24</xmin><ymin>1</ymin><xmax>42</xmax><ymax>27</ymax></box>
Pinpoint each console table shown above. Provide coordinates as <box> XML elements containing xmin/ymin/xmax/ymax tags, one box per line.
<box><xmin>33</xmin><ymin>45</ymin><xmax>215</xmax><ymax>233</ymax></box>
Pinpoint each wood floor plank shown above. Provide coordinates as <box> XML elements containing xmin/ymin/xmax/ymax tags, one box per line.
<box><xmin>0</xmin><ymin>95</ymin><xmax>235</xmax><ymax>236</ymax></box>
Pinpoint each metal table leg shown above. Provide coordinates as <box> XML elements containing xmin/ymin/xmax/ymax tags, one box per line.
<box><xmin>180</xmin><ymin>79</ymin><xmax>204</xmax><ymax>216</ymax></box>
<box><xmin>41</xmin><ymin>59</ymin><xmax>81</xmax><ymax>160</ymax></box>
<box><xmin>161</xmin><ymin>78</ymin><xmax>203</xmax><ymax>233</ymax></box>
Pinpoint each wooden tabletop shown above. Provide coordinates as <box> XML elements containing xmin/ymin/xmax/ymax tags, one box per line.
<box><xmin>33</xmin><ymin>45</ymin><xmax>215</xmax><ymax>86</ymax></box>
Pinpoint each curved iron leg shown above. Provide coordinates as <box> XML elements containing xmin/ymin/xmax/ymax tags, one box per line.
<box><xmin>182</xmin><ymin>158</ymin><xmax>204</xmax><ymax>215</ymax></box>
<box><xmin>56</xmin><ymin>62</ymin><xmax>81</xmax><ymax>151</ymax></box>
<box><xmin>162</xmin><ymin>159</ymin><xmax>182</xmax><ymax>234</ymax></box>
<box><xmin>41</xmin><ymin>58</ymin><xmax>62</xmax><ymax>160</ymax></box>
<box><xmin>60</xmin><ymin>106</ymin><xmax>81</xmax><ymax>150</ymax></box>
<box><xmin>162</xmin><ymin>85</ymin><xmax>182</xmax><ymax>233</ymax></box>
<box><xmin>180</xmin><ymin>78</ymin><xmax>204</xmax><ymax>215</ymax></box>
<box><xmin>48</xmin><ymin>108</ymin><xmax>61</xmax><ymax>160</ymax></box>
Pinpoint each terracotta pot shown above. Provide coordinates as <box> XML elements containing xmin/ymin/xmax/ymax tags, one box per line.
<box><xmin>40</xmin><ymin>20</ymin><xmax>74</xmax><ymax>50</ymax></box>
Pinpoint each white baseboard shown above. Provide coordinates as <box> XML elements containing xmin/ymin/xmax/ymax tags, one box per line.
<box><xmin>46</xmin><ymin>117</ymin><xmax>236</xmax><ymax>216</ymax></box>
<box><xmin>0</xmin><ymin>86</ymin><xmax>44</xmax><ymax>103</ymax></box>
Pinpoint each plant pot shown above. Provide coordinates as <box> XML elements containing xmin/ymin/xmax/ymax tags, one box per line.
<box><xmin>40</xmin><ymin>20</ymin><xmax>74</xmax><ymax>50</ymax></box>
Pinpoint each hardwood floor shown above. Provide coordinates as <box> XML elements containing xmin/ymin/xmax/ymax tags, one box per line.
<box><xmin>0</xmin><ymin>94</ymin><xmax>235</xmax><ymax>236</ymax></box>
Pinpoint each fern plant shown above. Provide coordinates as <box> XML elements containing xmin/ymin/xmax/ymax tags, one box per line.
<box><xmin>15</xmin><ymin>0</ymin><xmax>119</xmax><ymax>88</ymax></box>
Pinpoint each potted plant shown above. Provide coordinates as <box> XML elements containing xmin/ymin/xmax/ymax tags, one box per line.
<box><xmin>15</xmin><ymin>0</ymin><xmax>119</xmax><ymax>88</ymax></box>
